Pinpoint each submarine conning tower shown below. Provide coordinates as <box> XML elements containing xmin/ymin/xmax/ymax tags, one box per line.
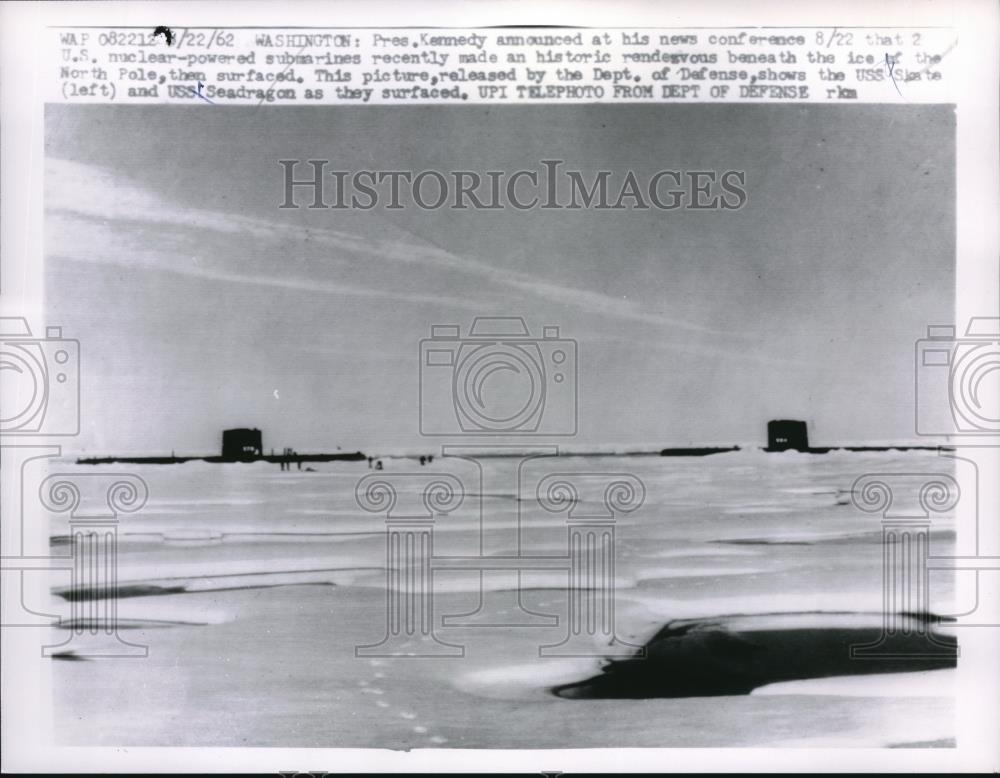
<box><xmin>767</xmin><ymin>419</ymin><xmax>809</xmax><ymax>452</ymax></box>
<box><xmin>221</xmin><ymin>428</ymin><xmax>263</xmax><ymax>460</ymax></box>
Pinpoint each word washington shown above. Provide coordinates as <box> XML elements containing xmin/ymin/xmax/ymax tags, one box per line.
<box><xmin>278</xmin><ymin>160</ymin><xmax>748</xmax><ymax>211</ymax></box>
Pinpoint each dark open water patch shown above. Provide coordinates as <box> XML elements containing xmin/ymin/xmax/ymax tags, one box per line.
<box><xmin>52</xmin><ymin>565</ymin><xmax>384</xmax><ymax>601</ymax></box>
<box><xmin>56</xmin><ymin>617</ymin><xmax>212</xmax><ymax>629</ymax></box>
<box><xmin>553</xmin><ymin>611</ymin><xmax>957</xmax><ymax>699</ymax></box>
<box><xmin>57</xmin><ymin>584</ymin><xmax>188</xmax><ymax>601</ymax></box>
<box><xmin>887</xmin><ymin>738</ymin><xmax>956</xmax><ymax>748</ymax></box>
<box><xmin>49</xmin><ymin>651</ymin><xmax>88</xmax><ymax>661</ymax></box>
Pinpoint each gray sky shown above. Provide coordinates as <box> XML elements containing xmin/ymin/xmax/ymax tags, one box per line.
<box><xmin>45</xmin><ymin>104</ymin><xmax>954</xmax><ymax>454</ymax></box>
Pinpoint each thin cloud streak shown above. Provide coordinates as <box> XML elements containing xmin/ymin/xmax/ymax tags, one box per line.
<box><xmin>47</xmin><ymin>157</ymin><xmax>744</xmax><ymax>339</ymax></box>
